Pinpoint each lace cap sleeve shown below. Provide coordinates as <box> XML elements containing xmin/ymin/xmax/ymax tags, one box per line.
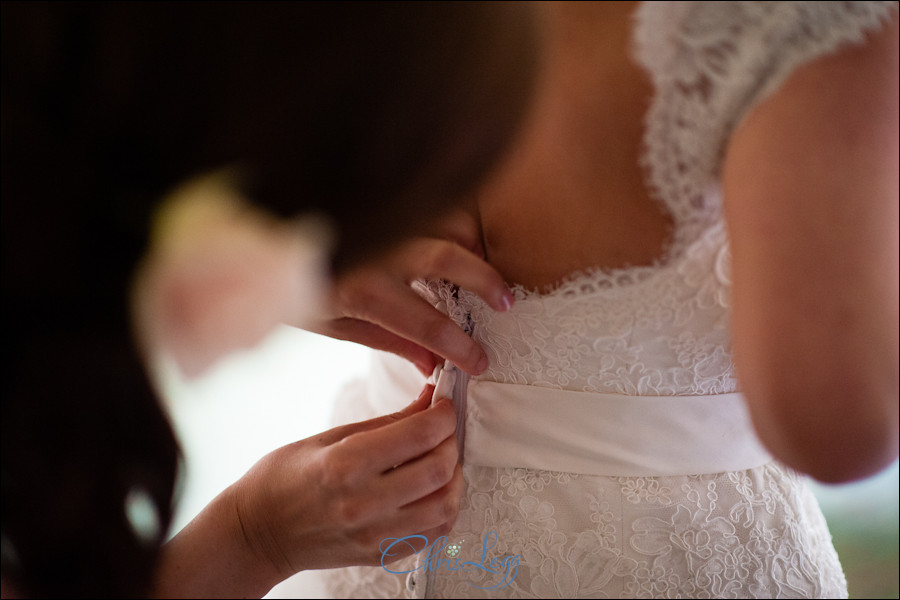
<box><xmin>635</xmin><ymin>1</ymin><xmax>896</xmax><ymax>120</ymax></box>
<box><xmin>730</xmin><ymin>1</ymin><xmax>898</xmax><ymax>130</ymax></box>
<box><xmin>631</xmin><ymin>1</ymin><xmax>897</xmax><ymax>232</ymax></box>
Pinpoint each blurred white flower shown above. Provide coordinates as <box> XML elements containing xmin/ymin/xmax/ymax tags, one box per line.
<box><xmin>133</xmin><ymin>171</ymin><xmax>332</xmax><ymax>378</ymax></box>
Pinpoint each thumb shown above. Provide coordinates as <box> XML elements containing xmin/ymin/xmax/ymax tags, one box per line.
<box><xmin>397</xmin><ymin>383</ymin><xmax>436</xmax><ymax>416</ymax></box>
<box><xmin>318</xmin><ymin>384</ymin><xmax>435</xmax><ymax>444</ymax></box>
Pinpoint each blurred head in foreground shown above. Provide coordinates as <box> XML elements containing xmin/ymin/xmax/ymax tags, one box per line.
<box><xmin>1</xmin><ymin>2</ymin><xmax>536</xmax><ymax>596</ymax></box>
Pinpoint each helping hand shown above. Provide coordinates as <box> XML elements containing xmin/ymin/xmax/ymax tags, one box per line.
<box><xmin>156</xmin><ymin>385</ymin><xmax>461</xmax><ymax>597</ymax></box>
<box><xmin>307</xmin><ymin>209</ymin><xmax>513</xmax><ymax>375</ymax></box>
<box><xmin>233</xmin><ymin>385</ymin><xmax>461</xmax><ymax>574</ymax></box>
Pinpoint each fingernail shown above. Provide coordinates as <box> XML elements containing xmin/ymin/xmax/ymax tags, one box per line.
<box><xmin>500</xmin><ymin>292</ymin><xmax>514</xmax><ymax>312</ymax></box>
<box><xmin>475</xmin><ymin>355</ymin><xmax>489</xmax><ymax>374</ymax></box>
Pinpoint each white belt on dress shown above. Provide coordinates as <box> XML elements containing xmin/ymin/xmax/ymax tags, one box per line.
<box><xmin>433</xmin><ymin>364</ymin><xmax>772</xmax><ymax>477</ymax></box>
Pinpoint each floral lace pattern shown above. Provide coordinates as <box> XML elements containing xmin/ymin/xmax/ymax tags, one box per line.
<box><xmin>316</xmin><ymin>2</ymin><xmax>897</xmax><ymax>598</ymax></box>
<box><xmin>424</xmin><ymin>218</ymin><xmax>737</xmax><ymax>396</ymax></box>
<box><xmin>323</xmin><ymin>464</ymin><xmax>845</xmax><ymax>599</ymax></box>
<box><xmin>422</xmin><ymin>463</ymin><xmax>845</xmax><ymax>598</ymax></box>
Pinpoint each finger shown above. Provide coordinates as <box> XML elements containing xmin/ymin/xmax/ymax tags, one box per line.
<box><xmin>397</xmin><ymin>463</ymin><xmax>464</xmax><ymax>538</ymax></box>
<box><xmin>398</xmin><ymin>384</ymin><xmax>437</xmax><ymax>417</ymax></box>
<box><xmin>338</xmin><ymin>396</ymin><xmax>457</xmax><ymax>473</ymax></box>
<box><xmin>316</xmin><ymin>385</ymin><xmax>435</xmax><ymax>445</ymax></box>
<box><xmin>426</xmin><ymin>208</ymin><xmax>484</xmax><ymax>258</ymax></box>
<box><xmin>345</xmin><ymin>279</ymin><xmax>489</xmax><ymax>375</ymax></box>
<box><xmin>359</xmin><ymin>464</ymin><xmax>463</xmax><ymax>562</ymax></box>
<box><xmin>371</xmin><ymin>432</ymin><xmax>459</xmax><ymax>508</ymax></box>
<box><xmin>311</xmin><ymin>317</ymin><xmax>439</xmax><ymax>376</ymax></box>
<box><xmin>391</xmin><ymin>239</ymin><xmax>513</xmax><ymax>313</ymax></box>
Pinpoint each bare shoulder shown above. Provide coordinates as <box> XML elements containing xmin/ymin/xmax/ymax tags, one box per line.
<box><xmin>725</xmin><ymin>10</ymin><xmax>898</xmax><ymax>195</ymax></box>
<box><xmin>721</xmin><ymin>13</ymin><xmax>898</xmax><ymax>482</ymax></box>
<box><xmin>723</xmin><ymin>9</ymin><xmax>898</xmax><ymax>299</ymax></box>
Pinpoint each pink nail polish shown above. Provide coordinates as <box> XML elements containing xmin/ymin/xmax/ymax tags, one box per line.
<box><xmin>501</xmin><ymin>293</ymin><xmax>514</xmax><ymax>312</ymax></box>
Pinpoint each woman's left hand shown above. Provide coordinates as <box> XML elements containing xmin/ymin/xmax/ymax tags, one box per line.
<box><xmin>306</xmin><ymin>209</ymin><xmax>514</xmax><ymax>376</ymax></box>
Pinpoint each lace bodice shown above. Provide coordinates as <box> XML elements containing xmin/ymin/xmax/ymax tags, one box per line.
<box><xmin>424</xmin><ymin>0</ymin><xmax>896</xmax><ymax>398</ymax></box>
<box><xmin>425</xmin><ymin>218</ymin><xmax>736</xmax><ymax>396</ymax></box>
<box><xmin>296</xmin><ymin>3</ymin><xmax>898</xmax><ymax>599</ymax></box>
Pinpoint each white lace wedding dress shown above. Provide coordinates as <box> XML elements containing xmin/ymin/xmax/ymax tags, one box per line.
<box><xmin>313</xmin><ymin>2</ymin><xmax>898</xmax><ymax>598</ymax></box>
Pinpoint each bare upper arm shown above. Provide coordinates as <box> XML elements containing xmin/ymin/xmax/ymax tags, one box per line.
<box><xmin>721</xmin><ymin>13</ymin><xmax>899</xmax><ymax>481</ymax></box>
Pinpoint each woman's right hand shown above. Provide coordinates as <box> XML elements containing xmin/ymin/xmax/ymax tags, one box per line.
<box><xmin>305</xmin><ymin>209</ymin><xmax>514</xmax><ymax>376</ymax></box>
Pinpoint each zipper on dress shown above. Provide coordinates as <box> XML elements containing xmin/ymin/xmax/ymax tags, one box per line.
<box><xmin>430</xmin><ymin>361</ymin><xmax>468</xmax><ymax>463</ymax></box>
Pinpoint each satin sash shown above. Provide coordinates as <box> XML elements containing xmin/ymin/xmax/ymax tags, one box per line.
<box><xmin>460</xmin><ymin>380</ymin><xmax>772</xmax><ymax>476</ymax></box>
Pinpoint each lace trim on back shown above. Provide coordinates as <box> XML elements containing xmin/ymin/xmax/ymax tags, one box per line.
<box><xmin>424</xmin><ymin>1</ymin><xmax>897</xmax><ymax>396</ymax></box>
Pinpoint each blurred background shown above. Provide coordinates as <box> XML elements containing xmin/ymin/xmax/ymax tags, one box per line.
<box><xmin>158</xmin><ymin>325</ymin><xmax>899</xmax><ymax>599</ymax></box>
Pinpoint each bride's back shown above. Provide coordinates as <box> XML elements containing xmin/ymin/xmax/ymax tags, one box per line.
<box><xmin>476</xmin><ymin>2</ymin><xmax>672</xmax><ymax>290</ymax></box>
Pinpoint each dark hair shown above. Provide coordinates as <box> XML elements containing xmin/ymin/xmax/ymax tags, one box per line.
<box><xmin>1</xmin><ymin>2</ymin><xmax>535</xmax><ymax>596</ymax></box>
